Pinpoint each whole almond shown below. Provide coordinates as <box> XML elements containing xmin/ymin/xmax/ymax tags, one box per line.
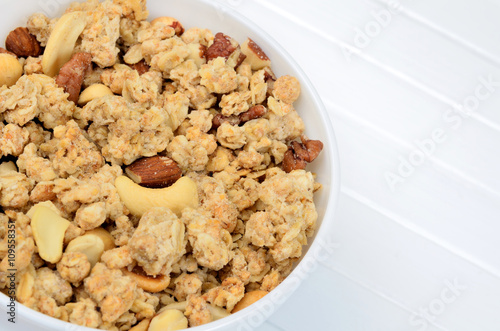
<box><xmin>125</xmin><ymin>156</ymin><xmax>182</xmax><ymax>188</ymax></box>
<box><xmin>6</xmin><ymin>27</ymin><xmax>42</xmax><ymax>57</ymax></box>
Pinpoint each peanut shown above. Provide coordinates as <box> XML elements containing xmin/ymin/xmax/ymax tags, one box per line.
<box><xmin>0</xmin><ymin>53</ymin><xmax>23</xmax><ymax>87</ymax></box>
<box><xmin>122</xmin><ymin>267</ymin><xmax>170</xmax><ymax>293</ymax></box>
<box><xmin>84</xmin><ymin>228</ymin><xmax>115</xmax><ymax>251</ymax></box>
<box><xmin>115</xmin><ymin>176</ymin><xmax>198</xmax><ymax>217</ymax></box>
<box><xmin>78</xmin><ymin>84</ymin><xmax>114</xmax><ymax>106</ymax></box>
<box><xmin>31</xmin><ymin>205</ymin><xmax>71</xmax><ymax>263</ymax></box>
<box><xmin>148</xmin><ymin>309</ymin><xmax>188</xmax><ymax>331</ymax></box>
<box><xmin>65</xmin><ymin>234</ymin><xmax>105</xmax><ymax>267</ymax></box>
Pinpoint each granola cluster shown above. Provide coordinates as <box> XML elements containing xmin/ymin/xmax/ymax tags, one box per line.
<box><xmin>0</xmin><ymin>0</ymin><xmax>324</xmax><ymax>330</ymax></box>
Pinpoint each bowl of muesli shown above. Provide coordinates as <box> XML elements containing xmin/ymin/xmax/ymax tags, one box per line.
<box><xmin>0</xmin><ymin>0</ymin><xmax>339</xmax><ymax>330</ymax></box>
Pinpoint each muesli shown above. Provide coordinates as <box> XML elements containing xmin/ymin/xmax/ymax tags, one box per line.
<box><xmin>0</xmin><ymin>0</ymin><xmax>324</xmax><ymax>329</ymax></box>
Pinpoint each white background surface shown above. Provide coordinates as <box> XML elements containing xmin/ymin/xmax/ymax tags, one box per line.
<box><xmin>3</xmin><ymin>0</ymin><xmax>500</xmax><ymax>330</ymax></box>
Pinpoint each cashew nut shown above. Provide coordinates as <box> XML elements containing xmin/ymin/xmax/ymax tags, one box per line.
<box><xmin>115</xmin><ymin>176</ymin><xmax>198</xmax><ymax>217</ymax></box>
<box><xmin>65</xmin><ymin>234</ymin><xmax>105</xmax><ymax>267</ymax></box>
<box><xmin>148</xmin><ymin>309</ymin><xmax>187</xmax><ymax>331</ymax></box>
<box><xmin>42</xmin><ymin>11</ymin><xmax>87</xmax><ymax>77</ymax></box>
<box><xmin>231</xmin><ymin>290</ymin><xmax>268</xmax><ymax>313</ymax></box>
<box><xmin>241</xmin><ymin>39</ymin><xmax>271</xmax><ymax>71</ymax></box>
<box><xmin>78</xmin><ymin>84</ymin><xmax>114</xmax><ymax>106</ymax></box>
<box><xmin>85</xmin><ymin>227</ymin><xmax>115</xmax><ymax>251</ymax></box>
<box><xmin>122</xmin><ymin>267</ymin><xmax>170</xmax><ymax>293</ymax></box>
<box><xmin>31</xmin><ymin>205</ymin><xmax>71</xmax><ymax>263</ymax></box>
<box><xmin>0</xmin><ymin>54</ymin><xmax>22</xmax><ymax>87</ymax></box>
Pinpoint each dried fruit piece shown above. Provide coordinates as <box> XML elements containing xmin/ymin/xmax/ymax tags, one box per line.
<box><xmin>115</xmin><ymin>176</ymin><xmax>198</xmax><ymax>217</ymax></box>
<box><xmin>78</xmin><ymin>83</ymin><xmax>114</xmax><ymax>106</ymax></box>
<box><xmin>149</xmin><ymin>309</ymin><xmax>188</xmax><ymax>331</ymax></box>
<box><xmin>232</xmin><ymin>290</ymin><xmax>268</xmax><ymax>313</ymax></box>
<box><xmin>5</xmin><ymin>27</ymin><xmax>42</xmax><ymax>57</ymax></box>
<box><xmin>122</xmin><ymin>266</ymin><xmax>170</xmax><ymax>293</ymax></box>
<box><xmin>0</xmin><ymin>53</ymin><xmax>23</xmax><ymax>87</ymax></box>
<box><xmin>31</xmin><ymin>205</ymin><xmax>71</xmax><ymax>263</ymax></box>
<box><xmin>125</xmin><ymin>156</ymin><xmax>182</xmax><ymax>188</ymax></box>
<box><xmin>42</xmin><ymin>11</ymin><xmax>87</xmax><ymax>77</ymax></box>
<box><xmin>65</xmin><ymin>234</ymin><xmax>105</xmax><ymax>267</ymax></box>
<box><xmin>55</xmin><ymin>52</ymin><xmax>92</xmax><ymax>103</ymax></box>
<box><xmin>241</xmin><ymin>38</ymin><xmax>271</xmax><ymax>70</ymax></box>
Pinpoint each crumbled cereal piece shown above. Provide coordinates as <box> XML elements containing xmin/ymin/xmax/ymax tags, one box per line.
<box><xmin>194</xmin><ymin>175</ymin><xmax>238</xmax><ymax>232</ymax></box>
<box><xmin>220</xmin><ymin>91</ymin><xmax>251</xmax><ymax>116</ymax></box>
<box><xmin>75</xmin><ymin>202</ymin><xmax>107</xmax><ymax>230</ymax></box>
<box><xmin>188</xmin><ymin>109</ymin><xmax>213</xmax><ymax>133</ymax></box>
<box><xmin>167</xmin><ymin>127</ymin><xmax>217</xmax><ymax>172</ymax></box>
<box><xmin>17</xmin><ymin>143</ymin><xmax>57</xmax><ymax>182</ymax></box>
<box><xmin>130</xmin><ymin>287</ymin><xmax>159</xmax><ymax>320</ymax></box>
<box><xmin>199</xmin><ymin>57</ymin><xmax>238</xmax><ymax>94</ymax></box>
<box><xmin>267</xmin><ymin>111</ymin><xmax>304</xmax><ymax>141</ymax></box>
<box><xmin>128</xmin><ymin>207</ymin><xmax>186</xmax><ymax>276</ymax></box>
<box><xmin>77</xmin><ymin>1</ymin><xmax>122</xmax><ymax>67</ymax></box>
<box><xmin>216</xmin><ymin>122</ymin><xmax>246</xmax><ymax>149</ymax></box>
<box><xmin>30</xmin><ymin>181</ymin><xmax>56</xmax><ymax>203</ymax></box>
<box><xmin>249</xmin><ymin>70</ymin><xmax>268</xmax><ymax>105</ymax></box>
<box><xmin>0</xmin><ymin>75</ymin><xmax>74</xmax><ymax>128</ymax></box>
<box><xmin>162</xmin><ymin>91</ymin><xmax>190</xmax><ymax>131</ymax></box>
<box><xmin>111</xmin><ymin>215</ymin><xmax>135</xmax><ymax>246</ymax></box>
<box><xmin>206</xmin><ymin>147</ymin><xmax>234</xmax><ymax>173</ymax></box>
<box><xmin>245</xmin><ymin>212</ymin><xmax>276</xmax><ymax>247</ymax></box>
<box><xmin>101</xmin><ymin>64</ymin><xmax>137</xmax><ymax>94</ymax></box>
<box><xmin>227</xmin><ymin>177</ymin><xmax>260</xmax><ymax>211</ymax></box>
<box><xmin>142</xmin><ymin>37</ymin><xmax>190</xmax><ymax>74</ymax></box>
<box><xmin>0</xmin><ymin>212</ymin><xmax>34</xmax><ymax>273</ymax></box>
<box><xmin>273</xmin><ymin>75</ymin><xmax>301</xmax><ymax>104</ymax></box>
<box><xmin>260</xmin><ymin>269</ymin><xmax>282</xmax><ymax>292</ymax></box>
<box><xmin>267</xmin><ymin>96</ymin><xmax>294</xmax><ymax>117</ymax></box>
<box><xmin>181</xmin><ymin>28</ymin><xmax>214</xmax><ymax>46</ymax></box>
<box><xmin>101</xmin><ymin>245</ymin><xmax>133</xmax><ymax>270</ymax></box>
<box><xmin>0</xmin><ymin>123</ymin><xmax>29</xmax><ymax>157</ymax></box>
<box><xmin>173</xmin><ymin>273</ymin><xmax>203</xmax><ymax>301</ymax></box>
<box><xmin>33</xmin><ymin>267</ymin><xmax>73</xmax><ymax>305</ymax></box>
<box><xmin>66</xmin><ymin>298</ymin><xmax>103</xmax><ymax>328</ymax></box>
<box><xmin>24</xmin><ymin>56</ymin><xmax>44</xmax><ymax>75</ymax></box>
<box><xmin>119</xmin><ymin>18</ymin><xmax>147</xmax><ymax>47</ymax></box>
<box><xmin>185</xmin><ymin>295</ymin><xmax>212</xmax><ymax>327</ymax></box>
<box><xmin>40</xmin><ymin>120</ymin><xmax>103</xmax><ymax>178</ymax></box>
<box><xmin>202</xmin><ymin>277</ymin><xmax>244</xmax><ymax>312</ymax></box>
<box><xmin>0</xmin><ymin>170</ymin><xmax>32</xmax><ymax>209</ymax></box>
<box><xmin>27</xmin><ymin>13</ymin><xmax>56</xmax><ymax>47</ymax></box>
<box><xmin>137</xmin><ymin>21</ymin><xmax>175</xmax><ymax>42</ymax></box>
<box><xmin>84</xmin><ymin>263</ymin><xmax>137</xmax><ymax>323</ymax></box>
<box><xmin>114</xmin><ymin>0</ymin><xmax>149</xmax><ymax>21</ymax></box>
<box><xmin>183</xmin><ymin>208</ymin><xmax>233</xmax><ymax>271</ymax></box>
<box><xmin>57</xmin><ymin>252</ymin><xmax>91</xmax><ymax>284</ymax></box>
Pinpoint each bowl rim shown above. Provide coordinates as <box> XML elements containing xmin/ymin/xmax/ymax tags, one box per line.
<box><xmin>0</xmin><ymin>0</ymin><xmax>340</xmax><ymax>330</ymax></box>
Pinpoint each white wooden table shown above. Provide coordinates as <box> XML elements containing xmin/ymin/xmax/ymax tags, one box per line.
<box><xmin>3</xmin><ymin>0</ymin><xmax>500</xmax><ymax>330</ymax></box>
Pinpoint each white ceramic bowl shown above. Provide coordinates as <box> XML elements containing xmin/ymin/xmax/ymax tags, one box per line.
<box><xmin>0</xmin><ymin>0</ymin><xmax>340</xmax><ymax>330</ymax></box>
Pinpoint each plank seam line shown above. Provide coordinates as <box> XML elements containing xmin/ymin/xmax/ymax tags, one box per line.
<box><xmin>252</xmin><ymin>0</ymin><xmax>500</xmax><ymax>133</ymax></box>
<box><xmin>341</xmin><ymin>186</ymin><xmax>500</xmax><ymax>280</ymax></box>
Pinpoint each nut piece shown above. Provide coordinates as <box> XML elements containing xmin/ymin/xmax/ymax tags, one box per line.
<box><xmin>56</xmin><ymin>52</ymin><xmax>93</xmax><ymax>103</ymax></box>
<box><xmin>130</xmin><ymin>319</ymin><xmax>151</xmax><ymax>331</ymax></box>
<box><xmin>115</xmin><ymin>176</ymin><xmax>198</xmax><ymax>217</ymax></box>
<box><xmin>241</xmin><ymin>38</ymin><xmax>271</xmax><ymax>70</ymax></box>
<box><xmin>5</xmin><ymin>27</ymin><xmax>42</xmax><ymax>57</ymax></box>
<box><xmin>0</xmin><ymin>161</ymin><xmax>17</xmax><ymax>174</ymax></box>
<box><xmin>128</xmin><ymin>60</ymin><xmax>150</xmax><ymax>75</ymax></box>
<box><xmin>31</xmin><ymin>205</ymin><xmax>71</xmax><ymax>263</ymax></box>
<box><xmin>239</xmin><ymin>105</ymin><xmax>267</xmax><ymax>123</ymax></box>
<box><xmin>186</xmin><ymin>43</ymin><xmax>206</xmax><ymax>68</ymax></box>
<box><xmin>125</xmin><ymin>156</ymin><xmax>182</xmax><ymax>188</ymax></box>
<box><xmin>0</xmin><ymin>47</ymin><xmax>16</xmax><ymax>56</ymax></box>
<box><xmin>78</xmin><ymin>83</ymin><xmax>114</xmax><ymax>106</ymax></box>
<box><xmin>65</xmin><ymin>234</ymin><xmax>105</xmax><ymax>267</ymax></box>
<box><xmin>0</xmin><ymin>53</ymin><xmax>23</xmax><ymax>87</ymax></box>
<box><xmin>149</xmin><ymin>309</ymin><xmax>188</xmax><ymax>331</ymax></box>
<box><xmin>282</xmin><ymin>136</ymin><xmax>323</xmax><ymax>173</ymax></box>
<box><xmin>151</xmin><ymin>17</ymin><xmax>184</xmax><ymax>36</ymax></box>
<box><xmin>42</xmin><ymin>11</ymin><xmax>87</xmax><ymax>77</ymax></box>
<box><xmin>27</xmin><ymin>201</ymin><xmax>61</xmax><ymax>218</ymax></box>
<box><xmin>17</xmin><ymin>265</ymin><xmax>36</xmax><ymax>303</ymax></box>
<box><xmin>232</xmin><ymin>290</ymin><xmax>268</xmax><ymax>313</ymax></box>
<box><xmin>205</xmin><ymin>32</ymin><xmax>238</xmax><ymax>62</ymax></box>
<box><xmin>85</xmin><ymin>228</ymin><xmax>115</xmax><ymax>251</ymax></box>
<box><xmin>122</xmin><ymin>267</ymin><xmax>170</xmax><ymax>293</ymax></box>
